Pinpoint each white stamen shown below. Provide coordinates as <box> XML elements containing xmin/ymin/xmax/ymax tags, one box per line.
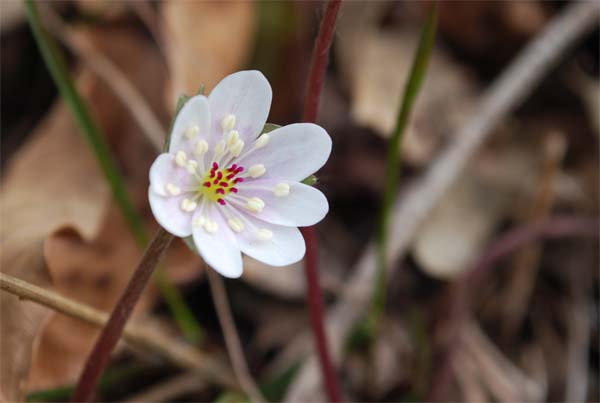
<box><xmin>227</xmin><ymin>218</ymin><xmax>244</xmax><ymax>233</ymax></box>
<box><xmin>186</xmin><ymin>159</ymin><xmax>198</xmax><ymax>174</ymax></box>
<box><xmin>255</xmin><ymin>133</ymin><xmax>270</xmax><ymax>148</ymax></box>
<box><xmin>175</xmin><ymin>150</ymin><xmax>187</xmax><ymax>167</ymax></box>
<box><xmin>229</xmin><ymin>139</ymin><xmax>245</xmax><ymax>157</ymax></box>
<box><xmin>165</xmin><ymin>183</ymin><xmax>181</xmax><ymax>196</ymax></box>
<box><xmin>192</xmin><ymin>215</ymin><xmax>206</xmax><ymax>228</ymax></box>
<box><xmin>195</xmin><ymin>139</ymin><xmax>208</xmax><ymax>156</ymax></box>
<box><xmin>221</xmin><ymin>114</ymin><xmax>236</xmax><ymax>131</ymax></box>
<box><xmin>180</xmin><ymin>198</ymin><xmax>197</xmax><ymax>212</ymax></box>
<box><xmin>248</xmin><ymin>164</ymin><xmax>266</xmax><ymax>178</ymax></box>
<box><xmin>215</xmin><ymin>139</ymin><xmax>226</xmax><ymax>155</ymax></box>
<box><xmin>257</xmin><ymin>228</ymin><xmax>273</xmax><ymax>241</ymax></box>
<box><xmin>185</xmin><ymin>125</ymin><xmax>199</xmax><ymax>139</ymax></box>
<box><xmin>204</xmin><ymin>219</ymin><xmax>218</xmax><ymax>234</ymax></box>
<box><xmin>226</xmin><ymin>130</ymin><xmax>240</xmax><ymax>147</ymax></box>
<box><xmin>273</xmin><ymin>182</ymin><xmax>290</xmax><ymax>197</ymax></box>
<box><xmin>245</xmin><ymin>197</ymin><xmax>265</xmax><ymax>213</ymax></box>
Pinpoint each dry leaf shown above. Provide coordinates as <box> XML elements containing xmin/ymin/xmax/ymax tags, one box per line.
<box><xmin>0</xmin><ymin>91</ymin><xmax>110</xmax><ymax>400</ymax></box>
<box><xmin>161</xmin><ymin>0</ymin><xmax>256</xmax><ymax>104</ymax></box>
<box><xmin>25</xmin><ymin>26</ymin><xmax>201</xmax><ymax>389</ymax></box>
<box><xmin>412</xmin><ymin>139</ymin><xmax>545</xmax><ymax>279</ymax></box>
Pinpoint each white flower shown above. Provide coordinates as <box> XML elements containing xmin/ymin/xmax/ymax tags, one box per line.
<box><xmin>149</xmin><ymin>70</ymin><xmax>331</xmax><ymax>278</ymax></box>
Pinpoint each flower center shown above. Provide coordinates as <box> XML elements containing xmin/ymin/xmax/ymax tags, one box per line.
<box><xmin>200</xmin><ymin>162</ymin><xmax>244</xmax><ymax>205</ymax></box>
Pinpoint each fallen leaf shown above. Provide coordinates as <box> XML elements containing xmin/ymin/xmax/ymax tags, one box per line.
<box><xmin>0</xmin><ymin>83</ymin><xmax>110</xmax><ymax>400</ymax></box>
<box><xmin>161</xmin><ymin>0</ymin><xmax>256</xmax><ymax>105</ymax></box>
<box><xmin>25</xmin><ymin>25</ymin><xmax>202</xmax><ymax>390</ymax></box>
<box><xmin>412</xmin><ymin>139</ymin><xmax>543</xmax><ymax>279</ymax></box>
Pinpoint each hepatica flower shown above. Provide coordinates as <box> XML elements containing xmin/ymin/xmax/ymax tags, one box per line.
<box><xmin>149</xmin><ymin>71</ymin><xmax>331</xmax><ymax>278</ymax></box>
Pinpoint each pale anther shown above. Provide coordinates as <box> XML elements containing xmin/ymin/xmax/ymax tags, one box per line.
<box><xmin>229</xmin><ymin>139</ymin><xmax>244</xmax><ymax>157</ymax></box>
<box><xmin>180</xmin><ymin>198</ymin><xmax>197</xmax><ymax>212</ymax></box>
<box><xmin>204</xmin><ymin>219</ymin><xmax>218</xmax><ymax>234</ymax></box>
<box><xmin>192</xmin><ymin>215</ymin><xmax>206</xmax><ymax>228</ymax></box>
<box><xmin>245</xmin><ymin>197</ymin><xmax>265</xmax><ymax>213</ymax></box>
<box><xmin>185</xmin><ymin>125</ymin><xmax>199</xmax><ymax>139</ymax></box>
<box><xmin>226</xmin><ymin>130</ymin><xmax>240</xmax><ymax>147</ymax></box>
<box><xmin>227</xmin><ymin>218</ymin><xmax>245</xmax><ymax>233</ymax></box>
<box><xmin>248</xmin><ymin>164</ymin><xmax>266</xmax><ymax>178</ymax></box>
<box><xmin>273</xmin><ymin>182</ymin><xmax>290</xmax><ymax>197</ymax></box>
<box><xmin>257</xmin><ymin>228</ymin><xmax>273</xmax><ymax>241</ymax></box>
<box><xmin>186</xmin><ymin>160</ymin><xmax>198</xmax><ymax>174</ymax></box>
<box><xmin>195</xmin><ymin>139</ymin><xmax>208</xmax><ymax>155</ymax></box>
<box><xmin>165</xmin><ymin>183</ymin><xmax>181</xmax><ymax>196</ymax></box>
<box><xmin>215</xmin><ymin>139</ymin><xmax>226</xmax><ymax>155</ymax></box>
<box><xmin>221</xmin><ymin>114</ymin><xmax>236</xmax><ymax>130</ymax></box>
<box><xmin>255</xmin><ymin>133</ymin><xmax>270</xmax><ymax>148</ymax></box>
<box><xmin>175</xmin><ymin>150</ymin><xmax>187</xmax><ymax>167</ymax></box>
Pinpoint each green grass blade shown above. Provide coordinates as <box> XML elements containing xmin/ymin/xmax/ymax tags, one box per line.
<box><xmin>24</xmin><ymin>0</ymin><xmax>202</xmax><ymax>343</ymax></box>
<box><xmin>371</xmin><ymin>2</ymin><xmax>439</xmax><ymax>327</ymax></box>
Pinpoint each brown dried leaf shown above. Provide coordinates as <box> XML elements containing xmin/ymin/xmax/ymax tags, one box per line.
<box><xmin>0</xmin><ymin>91</ymin><xmax>110</xmax><ymax>400</ymax></box>
<box><xmin>161</xmin><ymin>0</ymin><xmax>256</xmax><ymax>103</ymax></box>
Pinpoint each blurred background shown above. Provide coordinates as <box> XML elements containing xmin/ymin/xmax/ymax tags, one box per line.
<box><xmin>1</xmin><ymin>1</ymin><xmax>598</xmax><ymax>402</ymax></box>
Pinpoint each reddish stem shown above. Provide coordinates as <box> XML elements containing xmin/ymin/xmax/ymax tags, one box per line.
<box><xmin>71</xmin><ymin>228</ymin><xmax>173</xmax><ymax>402</ymax></box>
<box><xmin>301</xmin><ymin>1</ymin><xmax>343</xmax><ymax>402</ymax></box>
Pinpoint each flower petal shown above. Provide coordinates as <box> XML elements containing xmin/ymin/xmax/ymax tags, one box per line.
<box><xmin>235</xmin><ymin>180</ymin><xmax>328</xmax><ymax>227</ymax></box>
<box><xmin>234</xmin><ymin>213</ymin><xmax>305</xmax><ymax>267</ymax></box>
<box><xmin>148</xmin><ymin>188</ymin><xmax>193</xmax><ymax>237</ymax></box>
<box><xmin>168</xmin><ymin>95</ymin><xmax>211</xmax><ymax>156</ymax></box>
<box><xmin>192</xmin><ymin>205</ymin><xmax>243</xmax><ymax>278</ymax></box>
<box><xmin>149</xmin><ymin>153</ymin><xmax>197</xmax><ymax>196</ymax></box>
<box><xmin>237</xmin><ymin>123</ymin><xmax>332</xmax><ymax>181</ymax></box>
<box><xmin>208</xmin><ymin>70</ymin><xmax>272</xmax><ymax>145</ymax></box>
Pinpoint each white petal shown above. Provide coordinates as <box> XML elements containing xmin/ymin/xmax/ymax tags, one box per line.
<box><xmin>149</xmin><ymin>153</ymin><xmax>197</xmax><ymax>196</ymax></box>
<box><xmin>192</xmin><ymin>205</ymin><xmax>243</xmax><ymax>278</ymax></box>
<box><xmin>237</xmin><ymin>123</ymin><xmax>331</xmax><ymax>181</ymax></box>
<box><xmin>236</xmin><ymin>180</ymin><xmax>328</xmax><ymax>227</ymax></box>
<box><xmin>148</xmin><ymin>188</ymin><xmax>193</xmax><ymax>237</ymax></box>
<box><xmin>235</xmin><ymin>214</ymin><xmax>306</xmax><ymax>267</ymax></box>
<box><xmin>168</xmin><ymin>95</ymin><xmax>211</xmax><ymax>156</ymax></box>
<box><xmin>208</xmin><ymin>70</ymin><xmax>272</xmax><ymax>145</ymax></box>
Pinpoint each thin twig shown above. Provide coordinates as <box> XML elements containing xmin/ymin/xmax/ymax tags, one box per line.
<box><xmin>0</xmin><ymin>272</ymin><xmax>237</xmax><ymax>388</ymax></box>
<box><xmin>40</xmin><ymin>4</ymin><xmax>166</xmax><ymax>151</ymax></box>
<box><xmin>284</xmin><ymin>2</ymin><xmax>600</xmax><ymax>400</ymax></box>
<box><xmin>207</xmin><ymin>268</ymin><xmax>265</xmax><ymax>403</ymax></box>
<box><xmin>300</xmin><ymin>0</ymin><xmax>343</xmax><ymax>402</ymax></box>
<box><xmin>72</xmin><ymin>228</ymin><xmax>173</xmax><ymax>402</ymax></box>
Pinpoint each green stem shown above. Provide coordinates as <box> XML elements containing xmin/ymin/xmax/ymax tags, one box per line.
<box><xmin>24</xmin><ymin>0</ymin><xmax>201</xmax><ymax>343</ymax></box>
<box><xmin>371</xmin><ymin>2</ymin><xmax>439</xmax><ymax>328</ymax></box>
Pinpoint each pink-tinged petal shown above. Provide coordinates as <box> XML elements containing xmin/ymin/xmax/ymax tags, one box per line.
<box><xmin>237</xmin><ymin>123</ymin><xmax>331</xmax><ymax>181</ymax></box>
<box><xmin>149</xmin><ymin>153</ymin><xmax>197</xmax><ymax>196</ymax></box>
<box><xmin>235</xmin><ymin>180</ymin><xmax>328</xmax><ymax>227</ymax></box>
<box><xmin>234</xmin><ymin>214</ymin><xmax>305</xmax><ymax>267</ymax></box>
<box><xmin>192</xmin><ymin>205</ymin><xmax>243</xmax><ymax>278</ymax></box>
<box><xmin>148</xmin><ymin>188</ymin><xmax>193</xmax><ymax>237</ymax></box>
<box><xmin>208</xmin><ymin>70</ymin><xmax>272</xmax><ymax>145</ymax></box>
<box><xmin>168</xmin><ymin>95</ymin><xmax>211</xmax><ymax>156</ymax></box>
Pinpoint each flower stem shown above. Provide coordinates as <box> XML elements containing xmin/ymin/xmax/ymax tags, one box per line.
<box><xmin>301</xmin><ymin>1</ymin><xmax>342</xmax><ymax>402</ymax></box>
<box><xmin>70</xmin><ymin>228</ymin><xmax>173</xmax><ymax>402</ymax></box>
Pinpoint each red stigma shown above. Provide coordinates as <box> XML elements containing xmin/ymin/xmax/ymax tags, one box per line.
<box><xmin>217</xmin><ymin>198</ymin><xmax>226</xmax><ymax>205</ymax></box>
